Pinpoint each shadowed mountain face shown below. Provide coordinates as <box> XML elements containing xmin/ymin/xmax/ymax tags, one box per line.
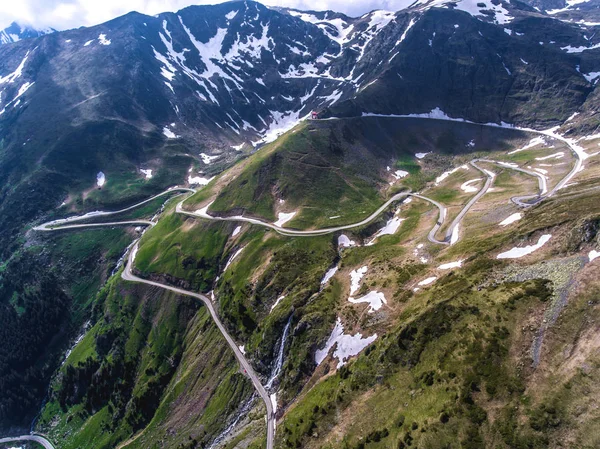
<box><xmin>2</xmin><ymin>0</ymin><xmax>600</xmax><ymax>435</ymax></box>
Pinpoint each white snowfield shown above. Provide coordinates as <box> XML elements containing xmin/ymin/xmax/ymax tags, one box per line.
<box><xmin>349</xmin><ymin>266</ymin><xmax>368</xmax><ymax>295</ymax></box>
<box><xmin>96</xmin><ymin>171</ymin><xmax>106</xmax><ymax>187</ymax></box>
<box><xmin>140</xmin><ymin>169</ymin><xmax>153</xmax><ymax>179</ymax></box>
<box><xmin>270</xmin><ymin>295</ymin><xmax>286</xmax><ymax>313</ymax></box>
<box><xmin>163</xmin><ymin>126</ymin><xmax>178</xmax><ymax>138</ymax></box>
<box><xmin>508</xmin><ymin>136</ymin><xmax>546</xmax><ymax>154</ymax></box>
<box><xmin>315</xmin><ymin>317</ymin><xmax>378</xmax><ymax>369</ymax></box>
<box><xmin>460</xmin><ymin>178</ymin><xmax>481</xmax><ymax>193</ymax></box>
<box><xmin>392</xmin><ymin>170</ymin><xmax>409</xmax><ymax>179</ymax></box>
<box><xmin>188</xmin><ymin>175</ymin><xmax>213</xmax><ymax>185</ymax></box>
<box><xmin>418</xmin><ymin>276</ymin><xmax>437</xmax><ymax>286</ymax></box>
<box><xmin>499</xmin><ymin>213</ymin><xmax>522</xmax><ymax>226</ymax></box>
<box><xmin>0</xmin><ymin>50</ymin><xmax>31</xmax><ymax>84</ymax></box>
<box><xmin>338</xmin><ymin>234</ymin><xmax>356</xmax><ymax>247</ymax></box>
<box><xmin>367</xmin><ymin>216</ymin><xmax>404</xmax><ymax>245</ymax></box>
<box><xmin>435</xmin><ymin>165</ymin><xmax>468</xmax><ymax>185</ymax></box>
<box><xmin>415</xmin><ymin>152</ymin><xmax>430</xmax><ymax>159</ymax></box>
<box><xmin>200</xmin><ymin>152</ymin><xmax>219</xmax><ymax>164</ymax></box>
<box><xmin>450</xmin><ymin>223</ymin><xmax>460</xmax><ymax>245</ymax></box>
<box><xmin>497</xmin><ymin>234</ymin><xmax>551</xmax><ymax>259</ymax></box>
<box><xmin>224</xmin><ymin>246</ymin><xmax>245</xmax><ymax>271</ymax></box>
<box><xmin>321</xmin><ymin>266</ymin><xmax>339</xmax><ymax>285</ymax></box>
<box><xmin>349</xmin><ymin>290</ymin><xmax>387</xmax><ymax>313</ymax></box>
<box><xmin>98</xmin><ymin>33</ymin><xmax>111</xmax><ymax>45</ymax></box>
<box><xmin>438</xmin><ymin>260</ymin><xmax>463</xmax><ymax>270</ymax></box>
<box><xmin>589</xmin><ymin>250</ymin><xmax>600</xmax><ymax>262</ymax></box>
<box><xmin>232</xmin><ymin>225</ymin><xmax>242</xmax><ymax>237</ymax></box>
<box><xmin>274</xmin><ymin>211</ymin><xmax>296</xmax><ymax>227</ymax></box>
<box><xmin>535</xmin><ymin>152</ymin><xmax>564</xmax><ymax>161</ymax></box>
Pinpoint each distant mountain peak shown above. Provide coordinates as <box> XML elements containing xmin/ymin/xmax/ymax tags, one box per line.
<box><xmin>0</xmin><ymin>21</ymin><xmax>56</xmax><ymax>45</ymax></box>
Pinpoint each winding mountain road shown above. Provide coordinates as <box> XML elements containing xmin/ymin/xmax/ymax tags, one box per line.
<box><xmin>177</xmin><ymin>192</ymin><xmax>451</xmax><ymax>242</ymax></box>
<box><xmin>30</xmin><ymin>118</ymin><xmax>588</xmax><ymax>449</ymax></box>
<box><xmin>0</xmin><ymin>434</ymin><xmax>55</xmax><ymax>449</ymax></box>
<box><xmin>122</xmin><ymin>242</ymin><xmax>275</xmax><ymax>449</ymax></box>
<box><xmin>33</xmin><ymin>187</ymin><xmax>193</xmax><ymax>231</ymax></box>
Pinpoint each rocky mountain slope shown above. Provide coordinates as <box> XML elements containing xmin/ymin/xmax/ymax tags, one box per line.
<box><xmin>2</xmin><ymin>0</ymin><xmax>600</xmax><ymax>447</ymax></box>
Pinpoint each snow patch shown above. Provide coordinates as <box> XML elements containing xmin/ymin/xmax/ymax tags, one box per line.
<box><xmin>435</xmin><ymin>165</ymin><xmax>468</xmax><ymax>185</ymax></box>
<box><xmin>499</xmin><ymin>213</ymin><xmax>522</xmax><ymax>227</ymax></box>
<box><xmin>338</xmin><ymin>234</ymin><xmax>356</xmax><ymax>248</ymax></box>
<box><xmin>270</xmin><ymin>295</ymin><xmax>286</xmax><ymax>313</ymax></box>
<box><xmin>497</xmin><ymin>235</ymin><xmax>551</xmax><ymax>259</ymax></box>
<box><xmin>349</xmin><ymin>266</ymin><xmax>368</xmax><ymax>295</ymax></box>
<box><xmin>98</xmin><ymin>33</ymin><xmax>111</xmax><ymax>45</ymax></box>
<box><xmin>200</xmin><ymin>152</ymin><xmax>219</xmax><ymax>164</ymax></box>
<box><xmin>140</xmin><ymin>169</ymin><xmax>153</xmax><ymax>179</ymax></box>
<box><xmin>96</xmin><ymin>172</ymin><xmax>106</xmax><ymax>187</ymax></box>
<box><xmin>535</xmin><ymin>152</ymin><xmax>564</xmax><ymax>161</ymax></box>
<box><xmin>321</xmin><ymin>266</ymin><xmax>339</xmax><ymax>286</ymax></box>
<box><xmin>348</xmin><ymin>291</ymin><xmax>387</xmax><ymax>313</ymax></box>
<box><xmin>589</xmin><ymin>250</ymin><xmax>600</xmax><ymax>262</ymax></box>
<box><xmin>274</xmin><ymin>211</ymin><xmax>297</xmax><ymax>227</ymax></box>
<box><xmin>224</xmin><ymin>246</ymin><xmax>245</xmax><ymax>271</ymax></box>
<box><xmin>367</xmin><ymin>216</ymin><xmax>405</xmax><ymax>245</ymax></box>
<box><xmin>415</xmin><ymin>152</ymin><xmax>430</xmax><ymax>159</ymax></box>
<box><xmin>392</xmin><ymin>170</ymin><xmax>409</xmax><ymax>180</ymax></box>
<box><xmin>315</xmin><ymin>318</ymin><xmax>377</xmax><ymax>368</ymax></box>
<box><xmin>438</xmin><ymin>260</ymin><xmax>463</xmax><ymax>270</ymax></box>
<box><xmin>418</xmin><ymin>276</ymin><xmax>437</xmax><ymax>286</ymax></box>
<box><xmin>508</xmin><ymin>136</ymin><xmax>546</xmax><ymax>154</ymax></box>
<box><xmin>450</xmin><ymin>224</ymin><xmax>460</xmax><ymax>245</ymax></box>
<box><xmin>460</xmin><ymin>178</ymin><xmax>481</xmax><ymax>193</ymax></box>
<box><xmin>0</xmin><ymin>51</ymin><xmax>31</xmax><ymax>85</ymax></box>
<box><xmin>188</xmin><ymin>175</ymin><xmax>214</xmax><ymax>185</ymax></box>
<box><xmin>232</xmin><ymin>226</ymin><xmax>242</xmax><ymax>237</ymax></box>
<box><xmin>163</xmin><ymin>126</ymin><xmax>178</xmax><ymax>139</ymax></box>
<box><xmin>226</xmin><ymin>10</ymin><xmax>239</xmax><ymax>20</ymax></box>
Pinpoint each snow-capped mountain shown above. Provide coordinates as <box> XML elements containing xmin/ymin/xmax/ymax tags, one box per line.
<box><xmin>0</xmin><ymin>21</ymin><xmax>55</xmax><ymax>45</ymax></box>
<box><xmin>1</xmin><ymin>0</ymin><xmax>600</xmax><ymax>258</ymax></box>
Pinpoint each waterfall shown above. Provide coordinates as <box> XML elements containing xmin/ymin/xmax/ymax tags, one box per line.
<box><xmin>208</xmin><ymin>393</ymin><xmax>256</xmax><ymax>449</ymax></box>
<box><xmin>265</xmin><ymin>314</ymin><xmax>293</xmax><ymax>390</ymax></box>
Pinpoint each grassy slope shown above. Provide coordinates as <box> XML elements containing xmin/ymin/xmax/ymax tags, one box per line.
<box><xmin>205</xmin><ymin>117</ymin><xmax>530</xmax><ymax>229</ymax></box>
<box><xmin>270</xmin><ymin>172</ymin><xmax>600</xmax><ymax>449</ymax></box>
<box><xmin>27</xmin><ymin>116</ymin><xmax>600</xmax><ymax>449</ymax></box>
<box><xmin>38</xmin><ymin>272</ymin><xmax>257</xmax><ymax>449</ymax></box>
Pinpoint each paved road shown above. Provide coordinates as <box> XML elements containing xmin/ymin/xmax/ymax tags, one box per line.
<box><xmin>478</xmin><ymin>159</ymin><xmax>547</xmax><ymax>207</ymax></box>
<box><xmin>0</xmin><ymin>434</ymin><xmax>55</xmax><ymax>449</ymax></box>
<box><xmin>30</xmin><ymin>118</ymin><xmax>587</xmax><ymax>449</ymax></box>
<box><xmin>441</xmin><ymin>160</ymin><xmax>496</xmax><ymax>244</ymax></box>
<box><xmin>33</xmin><ymin>187</ymin><xmax>193</xmax><ymax>231</ymax></box>
<box><xmin>122</xmin><ymin>242</ymin><xmax>275</xmax><ymax>449</ymax></box>
<box><xmin>34</xmin><ymin>220</ymin><xmax>154</xmax><ymax>231</ymax></box>
<box><xmin>178</xmin><ymin>192</ymin><xmax>451</xmax><ymax>243</ymax></box>
<box><xmin>534</xmin><ymin>128</ymin><xmax>584</xmax><ymax>195</ymax></box>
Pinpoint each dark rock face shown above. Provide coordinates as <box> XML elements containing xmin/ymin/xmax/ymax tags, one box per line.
<box><xmin>326</xmin><ymin>7</ymin><xmax>595</xmax><ymax>127</ymax></box>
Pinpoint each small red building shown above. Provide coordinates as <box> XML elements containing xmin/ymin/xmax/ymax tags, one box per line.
<box><xmin>311</xmin><ymin>111</ymin><xmax>319</xmax><ymax>119</ymax></box>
